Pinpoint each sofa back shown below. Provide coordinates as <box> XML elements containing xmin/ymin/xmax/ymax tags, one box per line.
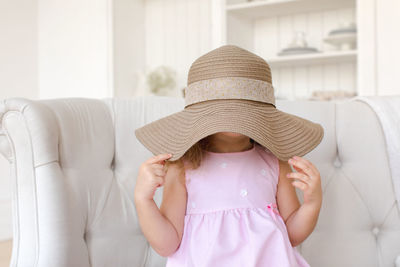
<box><xmin>0</xmin><ymin>96</ymin><xmax>399</xmax><ymax>267</ymax></box>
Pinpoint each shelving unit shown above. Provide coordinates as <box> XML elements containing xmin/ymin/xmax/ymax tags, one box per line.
<box><xmin>268</xmin><ymin>49</ymin><xmax>357</xmax><ymax>67</ymax></box>
<box><xmin>221</xmin><ymin>0</ymin><xmax>358</xmax><ymax>100</ymax></box>
<box><xmin>226</xmin><ymin>0</ymin><xmax>355</xmax><ymax>19</ymax></box>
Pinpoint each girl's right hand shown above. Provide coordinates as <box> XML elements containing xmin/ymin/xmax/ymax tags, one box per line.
<box><xmin>134</xmin><ymin>153</ymin><xmax>173</xmax><ymax>202</ymax></box>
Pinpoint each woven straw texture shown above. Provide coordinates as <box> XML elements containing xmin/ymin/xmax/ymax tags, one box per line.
<box><xmin>187</xmin><ymin>45</ymin><xmax>272</xmax><ymax>85</ymax></box>
<box><xmin>135</xmin><ymin>45</ymin><xmax>324</xmax><ymax>161</ymax></box>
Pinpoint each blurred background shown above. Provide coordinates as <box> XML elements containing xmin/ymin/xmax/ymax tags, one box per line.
<box><xmin>1</xmin><ymin>0</ymin><xmax>399</xmax><ymax>265</ymax></box>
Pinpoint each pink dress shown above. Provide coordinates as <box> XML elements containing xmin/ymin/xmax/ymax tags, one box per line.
<box><xmin>166</xmin><ymin>143</ymin><xmax>310</xmax><ymax>267</ymax></box>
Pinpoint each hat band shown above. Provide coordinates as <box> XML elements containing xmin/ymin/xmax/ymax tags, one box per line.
<box><xmin>184</xmin><ymin>77</ymin><xmax>276</xmax><ymax>108</ymax></box>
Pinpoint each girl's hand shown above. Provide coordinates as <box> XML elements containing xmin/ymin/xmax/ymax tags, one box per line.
<box><xmin>286</xmin><ymin>156</ymin><xmax>322</xmax><ymax>206</ymax></box>
<box><xmin>134</xmin><ymin>153</ymin><xmax>173</xmax><ymax>202</ymax></box>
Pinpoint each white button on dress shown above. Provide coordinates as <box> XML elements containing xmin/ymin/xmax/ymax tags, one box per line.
<box><xmin>220</xmin><ymin>162</ymin><xmax>227</xmax><ymax>168</ymax></box>
<box><xmin>260</xmin><ymin>169</ymin><xmax>267</xmax><ymax>176</ymax></box>
<box><xmin>240</xmin><ymin>189</ymin><xmax>248</xmax><ymax>197</ymax></box>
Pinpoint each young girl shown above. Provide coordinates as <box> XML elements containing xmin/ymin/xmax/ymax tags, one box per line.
<box><xmin>134</xmin><ymin>45</ymin><xmax>324</xmax><ymax>266</ymax></box>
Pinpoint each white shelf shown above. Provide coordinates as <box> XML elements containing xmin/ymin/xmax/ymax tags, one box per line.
<box><xmin>226</xmin><ymin>0</ymin><xmax>355</xmax><ymax>19</ymax></box>
<box><xmin>222</xmin><ymin>0</ymin><xmax>359</xmax><ymax>95</ymax></box>
<box><xmin>267</xmin><ymin>49</ymin><xmax>357</xmax><ymax>67</ymax></box>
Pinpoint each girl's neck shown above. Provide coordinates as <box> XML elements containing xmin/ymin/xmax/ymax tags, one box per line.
<box><xmin>205</xmin><ymin>140</ymin><xmax>255</xmax><ymax>153</ymax></box>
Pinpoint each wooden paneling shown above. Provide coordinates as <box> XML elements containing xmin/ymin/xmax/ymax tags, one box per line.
<box><xmin>145</xmin><ymin>0</ymin><xmax>213</xmax><ymax>90</ymax></box>
<box><xmin>375</xmin><ymin>0</ymin><xmax>400</xmax><ymax>95</ymax></box>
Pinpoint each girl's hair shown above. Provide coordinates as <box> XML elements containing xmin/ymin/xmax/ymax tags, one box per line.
<box><xmin>165</xmin><ymin>135</ymin><xmax>256</xmax><ymax>184</ymax></box>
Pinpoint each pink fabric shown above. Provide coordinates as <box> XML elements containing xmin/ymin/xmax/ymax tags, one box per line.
<box><xmin>166</xmin><ymin>143</ymin><xmax>310</xmax><ymax>267</ymax></box>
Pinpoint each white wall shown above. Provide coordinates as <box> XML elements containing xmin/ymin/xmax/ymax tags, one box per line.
<box><xmin>37</xmin><ymin>0</ymin><xmax>114</xmax><ymax>99</ymax></box>
<box><xmin>0</xmin><ymin>0</ymin><xmax>39</xmax><ymax>241</ymax></box>
<box><xmin>1</xmin><ymin>0</ymin><xmax>116</xmax><ymax>100</ymax></box>
<box><xmin>113</xmin><ymin>0</ymin><xmax>145</xmax><ymax>98</ymax></box>
<box><xmin>0</xmin><ymin>0</ymin><xmax>38</xmax><ymax>100</ymax></box>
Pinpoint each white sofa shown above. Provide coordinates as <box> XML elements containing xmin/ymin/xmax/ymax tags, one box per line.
<box><xmin>0</xmin><ymin>96</ymin><xmax>399</xmax><ymax>267</ymax></box>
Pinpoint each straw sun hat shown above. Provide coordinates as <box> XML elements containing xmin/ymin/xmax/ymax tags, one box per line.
<box><xmin>134</xmin><ymin>44</ymin><xmax>324</xmax><ymax>162</ymax></box>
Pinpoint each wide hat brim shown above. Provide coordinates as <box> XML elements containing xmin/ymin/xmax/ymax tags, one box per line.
<box><xmin>134</xmin><ymin>98</ymin><xmax>324</xmax><ymax>162</ymax></box>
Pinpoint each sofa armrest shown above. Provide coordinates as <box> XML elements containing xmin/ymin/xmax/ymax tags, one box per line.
<box><xmin>0</xmin><ymin>97</ymin><xmax>90</xmax><ymax>267</ymax></box>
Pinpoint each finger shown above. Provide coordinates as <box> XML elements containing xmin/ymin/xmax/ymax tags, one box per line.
<box><xmin>152</xmin><ymin>164</ymin><xmax>167</xmax><ymax>174</ymax></box>
<box><xmin>288</xmin><ymin>157</ymin><xmax>314</xmax><ymax>177</ymax></box>
<box><xmin>153</xmin><ymin>164</ymin><xmax>166</xmax><ymax>171</ymax></box>
<box><xmin>291</xmin><ymin>180</ymin><xmax>308</xmax><ymax>191</ymax></box>
<box><xmin>153</xmin><ymin>168</ymin><xmax>166</xmax><ymax>177</ymax></box>
<box><xmin>147</xmin><ymin>153</ymin><xmax>173</xmax><ymax>164</ymax></box>
<box><xmin>288</xmin><ymin>162</ymin><xmax>304</xmax><ymax>174</ymax></box>
<box><xmin>286</xmin><ymin>172</ymin><xmax>311</xmax><ymax>184</ymax></box>
<box><xmin>293</xmin><ymin>156</ymin><xmax>314</xmax><ymax>169</ymax></box>
<box><xmin>293</xmin><ymin>156</ymin><xmax>317</xmax><ymax>174</ymax></box>
<box><xmin>155</xmin><ymin>177</ymin><xmax>165</xmax><ymax>187</ymax></box>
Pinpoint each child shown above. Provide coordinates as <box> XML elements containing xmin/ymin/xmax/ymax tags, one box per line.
<box><xmin>134</xmin><ymin>45</ymin><xmax>324</xmax><ymax>266</ymax></box>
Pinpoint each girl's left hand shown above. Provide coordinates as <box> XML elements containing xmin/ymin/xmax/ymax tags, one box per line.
<box><xmin>286</xmin><ymin>156</ymin><xmax>322</xmax><ymax>205</ymax></box>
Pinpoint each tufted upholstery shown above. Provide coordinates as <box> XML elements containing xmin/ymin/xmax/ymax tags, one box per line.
<box><xmin>0</xmin><ymin>96</ymin><xmax>399</xmax><ymax>267</ymax></box>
